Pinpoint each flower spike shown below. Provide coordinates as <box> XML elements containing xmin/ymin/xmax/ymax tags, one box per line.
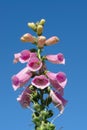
<box><xmin>11</xmin><ymin>19</ymin><xmax>68</xmax><ymax>130</ymax></box>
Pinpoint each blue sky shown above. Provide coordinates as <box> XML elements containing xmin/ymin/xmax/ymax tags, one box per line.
<box><xmin>0</xmin><ymin>0</ymin><xmax>87</xmax><ymax>130</ymax></box>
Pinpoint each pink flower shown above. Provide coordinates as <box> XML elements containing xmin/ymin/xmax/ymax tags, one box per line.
<box><xmin>45</xmin><ymin>36</ymin><xmax>59</xmax><ymax>46</ymax></box>
<box><xmin>20</xmin><ymin>33</ymin><xmax>35</xmax><ymax>43</ymax></box>
<box><xmin>27</xmin><ymin>56</ymin><xmax>42</xmax><ymax>72</ymax></box>
<box><xmin>46</xmin><ymin>53</ymin><xmax>65</xmax><ymax>64</ymax></box>
<box><xmin>37</xmin><ymin>36</ymin><xmax>46</xmax><ymax>48</ymax></box>
<box><xmin>12</xmin><ymin>67</ymin><xmax>32</xmax><ymax>91</ymax></box>
<box><xmin>50</xmin><ymin>90</ymin><xmax>67</xmax><ymax>113</ymax></box>
<box><xmin>46</xmin><ymin>71</ymin><xmax>67</xmax><ymax>94</ymax></box>
<box><xmin>19</xmin><ymin>50</ymin><xmax>31</xmax><ymax>63</ymax></box>
<box><xmin>14</xmin><ymin>50</ymin><xmax>30</xmax><ymax>63</ymax></box>
<box><xmin>56</xmin><ymin>72</ymin><xmax>67</xmax><ymax>88</ymax></box>
<box><xmin>13</xmin><ymin>50</ymin><xmax>37</xmax><ymax>63</ymax></box>
<box><xmin>17</xmin><ymin>87</ymin><xmax>31</xmax><ymax>108</ymax></box>
<box><xmin>31</xmin><ymin>75</ymin><xmax>50</xmax><ymax>89</ymax></box>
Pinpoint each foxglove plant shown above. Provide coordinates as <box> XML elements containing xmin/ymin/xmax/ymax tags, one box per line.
<box><xmin>11</xmin><ymin>19</ymin><xmax>68</xmax><ymax>130</ymax></box>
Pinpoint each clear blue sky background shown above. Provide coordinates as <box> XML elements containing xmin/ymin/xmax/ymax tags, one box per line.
<box><xmin>0</xmin><ymin>0</ymin><xmax>87</xmax><ymax>130</ymax></box>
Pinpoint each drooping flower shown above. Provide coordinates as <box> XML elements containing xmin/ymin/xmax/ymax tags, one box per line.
<box><xmin>13</xmin><ymin>50</ymin><xmax>37</xmax><ymax>63</ymax></box>
<box><xmin>46</xmin><ymin>53</ymin><xmax>65</xmax><ymax>64</ymax></box>
<box><xmin>56</xmin><ymin>72</ymin><xmax>67</xmax><ymax>88</ymax></box>
<box><xmin>37</xmin><ymin>36</ymin><xmax>46</xmax><ymax>48</ymax></box>
<box><xmin>17</xmin><ymin>86</ymin><xmax>31</xmax><ymax>108</ymax></box>
<box><xmin>45</xmin><ymin>36</ymin><xmax>59</xmax><ymax>46</ymax></box>
<box><xmin>19</xmin><ymin>50</ymin><xmax>31</xmax><ymax>63</ymax></box>
<box><xmin>31</xmin><ymin>75</ymin><xmax>50</xmax><ymax>89</ymax></box>
<box><xmin>27</xmin><ymin>56</ymin><xmax>42</xmax><ymax>72</ymax></box>
<box><xmin>46</xmin><ymin>71</ymin><xmax>67</xmax><ymax>94</ymax></box>
<box><xmin>20</xmin><ymin>33</ymin><xmax>35</xmax><ymax>43</ymax></box>
<box><xmin>12</xmin><ymin>67</ymin><xmax>32</xmax><ymax>91</ymax></box>
<box><xmin>13</xmin><ymin>50</ymin><xmax>30</xmax><ymax>63</ymax></box>
<box><xmin>50</xmin><ymin>90</ymin><xmax>67</xmax><ymax>113</ymax></box>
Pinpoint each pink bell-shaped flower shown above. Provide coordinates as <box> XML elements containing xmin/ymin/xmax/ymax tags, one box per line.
<box><xmin>13</xmin><ymin>50</ymin><xmax>37</xmax><ymax>63</ymax></box>
<box><xmin>27</xmin><ymin>56</ymin><xmax>42</xmax><ymax>72</ymax></box>
<box><xmin>31</xmin><ymin>75</ymin><xmax>50</xmax><ymax>89</ymax></box>
<box><xmin>17</xmin><ymin>86</ymin><xmax>31</xmax><ymax>108</ymax></box>
<box><xmin>50</xmin><ymin>90</ymin><xmax>67</xmax><ymax>113</ymax></box>
<box><xmin>12</xmin><ymin>67</ymin><xmax>32</xmax><ymax>91</ymax></box>
<box><xmin>46</xmin><ymin>71</ymin><xmax>67</xmax><ymax>94</ymax></box>
<box><xmin>46</xmin><ymin>53</ymin><xmax>65</xmax><ymax>64</ymax></box>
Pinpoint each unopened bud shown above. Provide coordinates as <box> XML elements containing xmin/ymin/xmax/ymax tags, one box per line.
<box><xmin>37</xmin><ymin>25</ymin><xmax>43</xmax><ymax>36</ymax></box>
<box><xmin>47</xmin><ymin>123</ymin><xmax>55</xmax><ymax>130</ymax></box>
<box><xmin>40</xmin><ymin>110</ymin><xmax>48</xmax><ymax>119</ymax></box>
<box><xmin>28</xmin><ymin>22</ymin><xmax>36</xmax><ymax>31</ymax></box>
<box><xmin>45</xmin><ymin>36</ymin><xmax>60</xmax><ymax>46</ymax></box>
<box><xmin>20</xmin><ymin>33</ymin><xmax>35</xmax><ymax>43</ymax></box>
<box><xmin>37</xmin><ymin>36</ymin><xmax>46</xmax><ymax>48</ymax></box>
<box><xmin>39</xmin><ymin>19</ymin><xmax>46</xmax><ymax>25</ymax></box>
<box><xmin>33</xmin><ymin>103</ymin><xmax>41</xmax><ymax>111</ymax></box>
<box><xmin>32</xmin><ymin>113</ymin><xmax>40</xmax><ymax>126</ymax></box>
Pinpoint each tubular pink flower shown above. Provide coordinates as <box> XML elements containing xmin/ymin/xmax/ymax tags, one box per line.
<box><xmin>45</xmin><ymin>36</ymin><xmax>59</xmax><ymax>46</ymax></box>
<box><xmin>37</xmin><ymin>36</ymin><xmax>46</xmax><ymax>48</ymax></box>
<box><xmin>46</xmin><ymin>53</ymin><xmax>65</xmax><ymax>64</ymax></box>
<box><xmin>12</xmin><ymin>67</ymin><xmax>32</xmax><ymax>91</ymax></box>
<box><xmin>13</xmin><ymin>50</ymin><xmax>37</xmax><ymax>63</ymax></box>
<box><xmin>56</xmin><ymin>72</ymin><xmax>67</xmax><ymax>89</ymax></box>
<box><xmin>17</xmin><ymin>87</ymin><xmax>31</xmax><ymax>108</ymax></box>
<box><xmin>50</xmin><ymin>90</ymin><xmax>67</xmax><ymax>113</ymax></box>
<box><xmin>31</xmin><ymin>75</ymin><xmax>50</xmax><ymax>89</ymax></box>
<box><xmin>19</xmin><ymin>50</ymin><xmax>31</xmax><ymax>63</ymax></box>
<box><xmin>46</xmin><ymin>71</ymin><xmax>67</xmax><ymax>94</ymax></box>
<box><xmin>20</xmin><ymin>33</ymin><xmax>35</xmax><ymax>43</ymax></box>
<box><xmin>27</xmin><ymin>56</ymin><xmax>42</xmax><ymax>72</ymax></box>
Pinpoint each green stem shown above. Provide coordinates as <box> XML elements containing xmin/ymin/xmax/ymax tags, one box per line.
<box><xmin>31</xmin><ymin>48</ymin><xmax>55</xmax><ymax>130</ymax></box>
<box><xmin>37</xmin><ymin>48</ymin><xmax>42</xmax><ymax>60</ymax></box>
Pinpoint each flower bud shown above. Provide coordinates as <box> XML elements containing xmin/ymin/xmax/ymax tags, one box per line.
<box><xmin>31</xmin><ymin>91</ymin><xmax>39</xmax><ymax>101</ymax></box>
<box><xmin>39</xmin><ymin>19</ymin><xmax>46</xmax><ymax>25</ymax></box>
<box><xmin>32</xmin><ymin>113</ymin><xmax>41</xmax><ymax>126</ymax></box>
<box><xmin>37</xmin><ymin>36</ymin><xmax>46</xmax><ymax>48</ymax></box>
<box><xmin>37</xmin><ymin>25</ymin><xmax>43</xmax><ymax>35</ymax></box>
<box><xmin>32</xmin><ymin>116</ymin><xmax>39</xmax><ymax>122</ymax></box>
<box><xmin>47</xmin><ymin>123</ymin><xmax>55</xmax><ymax>130</ymax></box>
<box><xmin>20</xmin><ymin>33</ymin><xmax>35</xmax><ymax>43</ymax></box>
<box><xmin>27</xmin><ymin>22</ymin><xmax>36</xmax><ymax>31</ymax></box>
<box><xmin>33</xmin><ymin>103</ymin><xmax>41</xmax><ymax>111</ymax></box>
<box><xmin>39</xmin><ymin>122</ymin><xmax>47</xmax><ymax>130</ymax></box>
<box><xmin>29</xmin><ymin>85</ymin><xmax>36</xmax><ymax>91</ymax></box>
<box><xmin>45</xmin><ymin>36</ymin><xmax>60</xmax><ymax>46</ymax></box>
<box><xmin>40</xmin><ymin>110</ymin><xmax>48</xmax><ymax>119</ymax></box>
<box><xmin>45</xmin><ymin>86</ymin><xmax>51</xmax><ymax>94</ymax></box>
